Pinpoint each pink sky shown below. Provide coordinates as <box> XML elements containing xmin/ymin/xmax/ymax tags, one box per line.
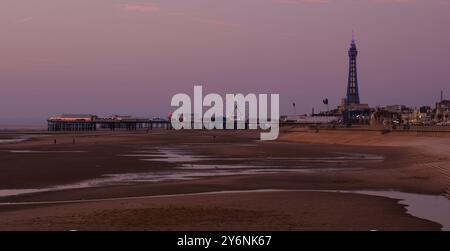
<box><xmin>0</xmin><ymin>0</ymin><xmax>449</xmax><ymax>125</ymax></box>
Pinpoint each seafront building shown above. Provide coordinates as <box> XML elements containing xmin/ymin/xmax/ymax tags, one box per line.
<box><xmin>435</xmin><ymin>98</ymin><xmax>450</xmax><ymax>124</ymax></box>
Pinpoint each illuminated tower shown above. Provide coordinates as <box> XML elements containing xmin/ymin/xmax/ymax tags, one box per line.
<box><xmin>346</xmin><ymin>32</ymin><xmax>360</xmax><ymax>105</ymax></box>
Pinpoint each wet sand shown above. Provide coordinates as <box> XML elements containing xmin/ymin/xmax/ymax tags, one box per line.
<box><xmin>0</xmin><ymin>191</ymin><xmax>441</xmax><ymax>231</ymax></box>
<box><xmin>0</xmin><ymin>129</ymin><xmax>448</xmax><ymax>230</ymax></box>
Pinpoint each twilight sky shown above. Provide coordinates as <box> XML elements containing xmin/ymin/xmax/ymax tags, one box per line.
<box><xmin>1</xmin><ymin>0</ymin><xmax>449</xmax><ymax>126</ymax></box>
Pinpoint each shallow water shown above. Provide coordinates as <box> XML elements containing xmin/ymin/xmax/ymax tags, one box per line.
<box><xmin>8</xmin><ymin>150</ymin><xmax>87</xmax><ymax>153</ymax></box>
<box><xmin>0</xmin><ymin>148</ymin><xmax>372</xmax><ymax>198</ymax></box>
<box><xmin>353</xmin><ymin>190</ymin><xmax>450</xmax><ymax>231</ymax></box>
<box><xmin>0</xmin><ymin>134</ymin><xmax>47</xmax><ymax>144</ymax></box>
<box><xmin>302</xmin><ymin>189</ymin><xmax>450</xmax><ymax>231</ymax></box>
<box><xmin>123</xmin><ymin>148</ymin><xmax>373</xmax><ymax>174</ymax></box>
<box><xmin>121</xmin><ymin>150</ymin><xmax>215</xmax><ymax>162</ymax></box>
<box><xmin>0</xmin><ymin>139</ymin><xmax>27</xmax><ymax>144</ymax></box>
<box><xmin>122</xmin><ymin>148</ymin><xmax>384</xmax><ymax>164</ymax></box>
<box><xmin>0</xmin><ymin>138</ymin><xmax>28</xmax><ymax>144</ymax></box>
<box><xmin>0</xmin><ymin>189</ymin><xmax>43</xmax><ymax>197</ymax></box>
<box><xmin>0</xmin><ymin>168</ymin><xmax>327</xmax><ymax>198</ymax></box>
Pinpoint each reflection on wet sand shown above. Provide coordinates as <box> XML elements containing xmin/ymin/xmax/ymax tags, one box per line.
<box><xmin>0</xmin><ymin>147</ymin><xmax>380</xmax><ymax>198</ymax></box>
<box><xmin>325</xmin><ymin>190</ymin><xmax>450</xmax><ymax>231</ymax></box>
<box><xmin>0</xmin><ymin>134</ymin><xmax>48</xmax><ymax>144</ymax></box>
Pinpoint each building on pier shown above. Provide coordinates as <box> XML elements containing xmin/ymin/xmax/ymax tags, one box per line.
<box><xmin>47</xmin><ymin>114</ymin><xmax>97</xmax><ymax>131</ymax></box>
<box><xmin>47</xmin><ymin>114</ymin><xmax>171</xmax><ymax>131</ymax></box>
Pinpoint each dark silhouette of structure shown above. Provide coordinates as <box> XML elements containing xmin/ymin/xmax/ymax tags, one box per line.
<box><xmin>338</xmin><ymin>32</ymin><xmax>370</xmax><ymax>124</ymax></box>
<box><xmin>346</xmin><ymin>32</ymin><xmax>360</xmax><ymax>105</ymax></box>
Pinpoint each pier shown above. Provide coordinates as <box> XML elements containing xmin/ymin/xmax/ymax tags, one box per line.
<box><xmin>47</xmin><ymin>114</ymin><xmax>171</xmax><ymax>131</ymax></box>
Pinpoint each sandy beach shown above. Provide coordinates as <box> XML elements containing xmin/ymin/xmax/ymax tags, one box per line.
<box><xmin>0</xmin><ymin>128</ymin><xmax>449</xmax><ymax>230</ymax></box>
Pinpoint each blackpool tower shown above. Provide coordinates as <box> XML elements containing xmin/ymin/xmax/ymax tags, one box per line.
<box><xmin>346</xmin><ymin>32</ymin><xmax>360</xmax><ymax>105</ymax></box>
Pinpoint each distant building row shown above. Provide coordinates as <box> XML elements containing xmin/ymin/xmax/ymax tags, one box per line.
<box><xmin>372</xmin><ymin>99</ymin><xmax>450</xmax><ymax>126</ymax></box>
